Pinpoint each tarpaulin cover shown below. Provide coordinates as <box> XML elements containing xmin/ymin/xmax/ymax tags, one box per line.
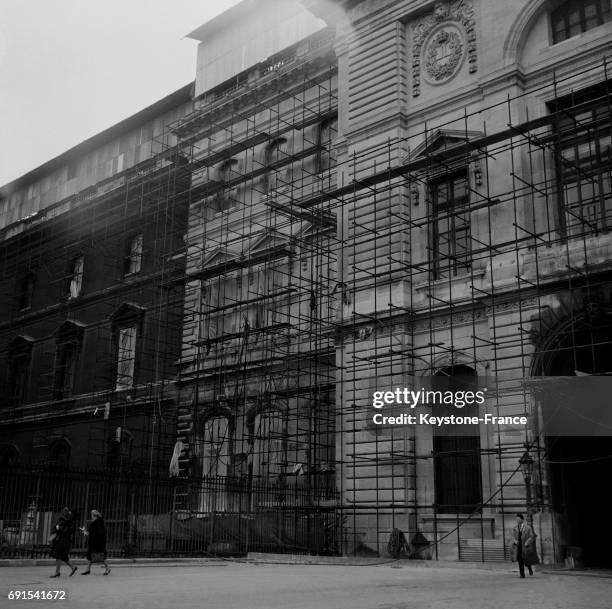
<box><xmin>130</xmin><ymin>511</ymin><xmax>329</xmax><ymax>552</ymax></box>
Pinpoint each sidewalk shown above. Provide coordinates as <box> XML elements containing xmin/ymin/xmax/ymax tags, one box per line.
<box><xmin>246</xmin><ymin>552</ymin><xmax>612</xmax><ymax>577</ymax></box>
<box><xmin>0</xmin><ymin>556</ymin><xmax>226</xmax><ymax>568</ymax></box>
<box><xmin>2</xmin><ymin>552</ymin><xmax>611</xmax><ymax>578</ymax></box>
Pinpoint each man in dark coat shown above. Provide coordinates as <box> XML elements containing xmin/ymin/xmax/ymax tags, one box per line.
<box><xmin>49</xmin><ymin>507</ymin><xmax>77</xmax><ymax>577</ymax></box>
<box><xmin>80</xmin><ymin>510</ymin><xmax>111</xmax><ymax>575</ymax></box>
<box><xmin>511</xmin><ymin>513</ymin><xmax>538</xmax><ymax>577</ymax></box>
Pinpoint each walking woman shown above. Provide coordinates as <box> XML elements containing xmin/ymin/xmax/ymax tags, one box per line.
<box><xmin>49</xmin><ymin>507</ymin><xmax>77</xmax><ymax>577</ymax></box>
<box><xmin>80</xmin><ymin>510</ymin><xmax>110</xmax><ymax>575</ymax></box>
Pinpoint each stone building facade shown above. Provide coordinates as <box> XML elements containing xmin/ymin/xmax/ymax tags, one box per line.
<box><xmin>320</xmin><ymin>0</ymin><xmax>611</xmax><ymax>564</ymax></box>
<box><xmin>0</xmin><ymin>88</ymin><xmax>193</xmax><ymax>475</ymax></box>
<box><xmin>1</xmin><ymin>0</ymin><xmax>610</xmax><ymax>564</ymax></box>
<box><xmin>172</xmin><ymin>4</ymin><xmax>340</xmax><ymax>545</ymax></box>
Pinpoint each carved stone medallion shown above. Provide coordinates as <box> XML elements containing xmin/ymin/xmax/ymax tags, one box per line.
<box><xmin>411</xmin><ymin>0</ymin><xmax>477</xmax><ymax>97</ymax></box>
<box><xmin>422</xmin><ymin>24</ymin><xmax>465</xmax><ymax>84</ymax></box>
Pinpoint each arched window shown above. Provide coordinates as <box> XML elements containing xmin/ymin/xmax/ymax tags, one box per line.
<box><xmin>197</xmin><ymin>415</ymin><xmax>232</xmax><ymax>512</ymax></box>
<box><xmin>211</xmin><ymin>158</ymin><xmax>239</xmax><ymax>213</ymax></box>
<box><xmin>67</xmin><ymin>255</ymin><xmax>84</xmax><ymax>300</ymax></box>
<box><xmin>0</xmin><ymin>444</ymin><xmax>19</xmax><ymax>468</ymax></box>
<box><xmin>48</xmin><ymin>438</ymin><xmax>71</xmax><ymax>470</ymax></box>
<box><xmin>432</xmin><ymin>365</ymin><xmax>482</xmax><ymax>513</ymax></box>
<box><xmin>263</xmin><ymin>138</ymin><xmax>288</xmax><ymax>194</ymax></box>
<box><xmin>219</xmin><ymin>158</ymin><xmax>238</xmax><ymax>185</ymax></box>
<box><xmin>107</xmin><ymin>427</ymin><xmax>134</xmax><ymax>471</ymax></box>
<box><xmin>250</xmin><ymin>409</ymin><xmax>286</xmax><ymax>479</ymax></box>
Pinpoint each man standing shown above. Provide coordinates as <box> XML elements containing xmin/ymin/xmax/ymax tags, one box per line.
<box><xmin>512</xmin><ymin>513</ymin><xmax>537</xmax><ymax>577</ymax></box>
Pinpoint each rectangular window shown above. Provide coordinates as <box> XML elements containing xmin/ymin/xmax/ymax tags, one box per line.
<box><xmin>116</xmin><ymin>326</ymin><xmax>137</xmax><ymax>390</ymax></box>
<box><xmin>433</xmin><ymin>368</ymin><xmax>482</xmax><ymax>513</ymax></box>
<box><xmin>430</xmin><ymin>171</ymin><xmax>471</xmax><ymax>279</ymax></box>
<box><xmin>553</xmin><ymin>88</ymin><xmax>612</xmax><ymax>237</ymax></box>
<box><xmin>125</xmin><ymin>234</ymin><xmax>143</xmax><ymax>275</ymax></box>
<box><xmin>434</xmin><ymin>434</ymin><xmax>483</xmax><ymax>513</ymax></box>
<box><xmin>9</xmin><ymin>354</ymin><xmax>29</xmax><ymax>405</ymax></box>
<box><xmin>19</xmin><ymin>273</ymin><xmax>35</xmax><ymax>311</ymax></box>
<box><xmin>68</xmin><ymin>256</ymin><xmax>84</xmax><ymax>299</ymax></box>
<box><xmin>317</xmin><ymin>117</ymin><xmax>338</xmax><ymax>173</ymax></box>
<box><xmin>67</xmin><ymin>161</ymin><xmax>79</xmax><ymax>181</ymax></box>
<box><xmin>551</xmin><ymin>0</ymin><xmax>611</xmax><ymax>44</ymax></box>
<box><xmin>55</xmin><ymin>342</ymin><xmax>77</xmax><ymax>399</ymax></box>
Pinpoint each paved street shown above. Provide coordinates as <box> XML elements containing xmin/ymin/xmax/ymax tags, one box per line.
<box><xmin>0</xmin><ymin>561</ymin><xmax>610</xmax><ymax>609</ymax></box>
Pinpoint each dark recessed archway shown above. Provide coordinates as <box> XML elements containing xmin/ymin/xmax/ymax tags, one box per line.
<box><xmin>540</xmin><ymin>312</ymin><xmax>612</xmax><ymax>566</ymax></box>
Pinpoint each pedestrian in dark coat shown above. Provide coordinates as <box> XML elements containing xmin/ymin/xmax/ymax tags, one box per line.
<box><xmin>511</xmin><ymin>513</ymin><xmax>538</xmax><ymax>577</ymax></box>
<box><xmin>49</xmin><ymin>507</ymin><xmax>77</xmax><ymax>577</ymax></box>
<box><xmin>80</xmin><ymin>510</ymin><xmax>110</xmax><ymax>575</ymax></box>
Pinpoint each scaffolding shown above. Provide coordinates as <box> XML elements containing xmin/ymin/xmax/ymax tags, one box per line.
<box><xmin>1</xmin><ymin>28</ymin><xmax>611</xmax><ymax>562</ymax></box>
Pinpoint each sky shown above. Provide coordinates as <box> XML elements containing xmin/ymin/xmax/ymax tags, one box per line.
<box><xmin>0</xmin><ymin>0</ymin><xmax>243</xmax><ymax>186</ymax></box>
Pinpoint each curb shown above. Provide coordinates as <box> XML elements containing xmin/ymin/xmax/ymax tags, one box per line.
<box><xmin>539</xmin><ymin>568</ymin><xmax>612</xmax><ymax>579</ymax></box>
<box><xmin>245</xmin><ymin>552</ymin><xmax>393</xmax><ymax>566</ymax></box>
<box><xmin>244</xmin><ymin>554</ymin><xmax>516</xmax><ymax>570</ymax></box>
<box><xmin>0</xmin><ymin>557</ymin><xmax>227</xmax><ymax>568</ymax></box>
<box><xmin>244</xmin><ymin>555</ymin><xmax>612</xmax><ymax>577</ymax></box>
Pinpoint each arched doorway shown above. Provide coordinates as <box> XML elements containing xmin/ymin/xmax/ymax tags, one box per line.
<box><xmin>536</xmin><ymin>307</ymin><xmax>612</xmax><ymax>566</ymax></box>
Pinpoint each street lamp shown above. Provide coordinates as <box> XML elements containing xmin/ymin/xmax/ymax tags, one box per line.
<box><xmin>519</xmin><ymin>449</ymin><xmax>535</xmax><ymax>523</ymax></box>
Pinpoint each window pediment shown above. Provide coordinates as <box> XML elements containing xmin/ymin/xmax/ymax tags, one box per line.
<box><xmin>9</xmin><ymin>334</ymin><xmax>34</xmax><ymax>355</ymax></box>
<box><xmin>248</xmin><ymin>230</ymin><xmax>290</xmax><ymax>256</ymax></box>
<box><xmin>110</xmin><ymin>302</ymin><xmax>146</xmax><ymax>326</ymax></box>
<box><xmin>53</xmin><ymin>320</ymin><xmax>86</xmax><ymax>341</ymax></box>
<box><xmin>201</xmin><ymin>247</ymin><xmax>238</xmax><ymax>269</ymax></box>
<box><xmin>407</xmin><ymin>129</ymin><xmax>484</xmax><ymax>162</ymax></box>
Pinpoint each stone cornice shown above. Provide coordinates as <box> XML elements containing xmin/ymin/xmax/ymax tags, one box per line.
<box><xmin>0</xmin><ymin>158</ymin><xmax>182</xmax><ymax>246</ymax></box>
<box><xmin>0</xmin><ymin>266</ymin><xmax>183</xmax><ymax>334</ymax></box>
<box><xmin>173</xmin><ymin>33</ymin><xmax>338</xmax><ymax>141</ymax></box>
<box><xmin>0</xmin><ymin>382</ymin><xmax>176</xmax><ymax>427</ymax></box>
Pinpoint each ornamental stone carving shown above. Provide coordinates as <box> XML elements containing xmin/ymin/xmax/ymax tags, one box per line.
<box><xmin>411</xmin><ymin>0</ymin><xmax>477</xmax><ymax>97</ymax></box>
<box><xmin>423</xmin><ymin>25</ymin><xmax>464</xmax><ymax>84</ymax></box>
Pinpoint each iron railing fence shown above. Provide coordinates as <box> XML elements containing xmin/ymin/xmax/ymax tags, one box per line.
<box><xmin>0</xmin><ymin>465</ymin><xmax>340</xmax><ymax>559</ymax></box>
<box><xmin>0</xmin><ymin>466</ymin><xmax>565</xmax><ymax>562</ymax></box>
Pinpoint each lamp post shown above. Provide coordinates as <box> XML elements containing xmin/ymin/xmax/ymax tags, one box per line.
<box><xmin>519</xmin><ymin>449</ymin><xmax>535</xmax><ymax>523</ymax></box>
